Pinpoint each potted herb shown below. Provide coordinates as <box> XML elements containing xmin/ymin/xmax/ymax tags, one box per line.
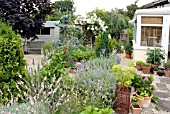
<box><xmin>141</xmin><ymin>62</ymin><xmax>151</xmax><ymax>74</ymax></box>
<box><xmin>136</xmin><ymin>60</ymin><xmax>143</xmax><ymax>70</ymax></box>
<box><xmin>135</xmin><ymin>76</ymin><xmax>156</xmax><ymax>108</ymax></box>
<box><xmin>146</xmin><ymin>48</ymin><xmax>165</xmax><ymax>68</ymax></box>
<box><xmin>123</xmin><ymin>41</ymin><xmax>133</xmax><ymax>58</ymax></box>
<box><xmin>152</xmin><ymin>66</ymin><xmax>158</xmax><ymax>75</ymax></box>
<box><xmin>164</xmin><ymin>62</ymin><xmax>170</xmax><ymax>77</ymax></box>
<box><xmin>131</xmin><ymin>95</ymin><xmax>142</xmax><ymax>114</ymax></box>
<box><xmin>111</xmin><ymin>64</ymin><xmax>136</xmax><ymax>114</ymax></box>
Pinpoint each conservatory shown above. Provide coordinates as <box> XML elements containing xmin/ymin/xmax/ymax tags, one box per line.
<box><xmin>132</xmin><ymin>8</ymin><xmax>170</xmax><ymax>62</ymax></box>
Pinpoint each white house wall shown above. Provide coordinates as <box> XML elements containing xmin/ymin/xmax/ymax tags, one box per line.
<box><xmin>133</xmin><ymin>15</ymin><xmax>170</xmax><ymax>62</ymax></box>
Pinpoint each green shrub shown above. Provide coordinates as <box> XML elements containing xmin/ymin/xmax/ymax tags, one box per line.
<box><xmin>39</xmin><ymin>51</ymin><xmax>67</xmax><ymax>82</ymax></box>
<box><xmin>95</xmin><ymin>34</ymin><xmax>123</xmax><ymax>54</ymax></box>
<box><xmin>72</xmin><ymin>46</ymin><xmax>96</xmax><ymax>62</ymax></box>
<box><xmin>123</xmin><ymin>41</ymin><xmax>133</xmax><ymax>54</ymax></box>
<box><xmin>80</xmin><ymin>106</ymin><xmax>114</xmax><ymax>114</ymax></box>
<box><xmin>136</xmin><ymin>60</ymin><xmax>143</xmax><ymax>65</ymax></box>
<box><xmin>96</xmin><ymin>31</ymin><xmax>110</xmax><ymax>57</ymax></box>
<box><xmin>141</xmin><ymin>62</ymin><xmax>150</xmax><ymax>67</ymax></box>
<box><xmin>164</xmin><ymin>61</ymin><xmax>170</xmax><ymax>69</ymax></box>
<box><xmin>0</xmin><ymin>22</ymin><xmax>28</xmax><ymax>104</ymax></box>
<box><xmin>146</xmin><ymin>48</ymin><xmax>165</xmax><ymax>65</ymax></box>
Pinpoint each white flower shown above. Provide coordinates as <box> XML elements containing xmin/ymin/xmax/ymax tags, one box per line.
<box><xmin>91</xmin><ymin>28</ymin><xmax>94</xmax><ymax>31</ymax></box>
<box><xmin>18</xmin><ymin>75</ymin><xmax>22</xmax><ymax>78</ymax></box>
<box><xmin>44</xmin><ymin>76</ymin><xmax>47</xmax><ymax>81</ymax></box>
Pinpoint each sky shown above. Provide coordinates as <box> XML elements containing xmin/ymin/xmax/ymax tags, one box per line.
<box><xmin>51</xmin><ymin>0</ymin><xmax>155</xmax><ymax>16</ymax></box>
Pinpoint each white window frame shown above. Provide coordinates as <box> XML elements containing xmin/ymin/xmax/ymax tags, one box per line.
<box><xmin>136</xmin><ymin>15</ymin><xmax>165</xmax><ymax>50</ymax></box>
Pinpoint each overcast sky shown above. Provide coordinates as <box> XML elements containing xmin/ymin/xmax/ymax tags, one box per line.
<box><xmin>51</xmin><ymin>0</ymin><xmax>155</xmax><ymax>16</ymax></box>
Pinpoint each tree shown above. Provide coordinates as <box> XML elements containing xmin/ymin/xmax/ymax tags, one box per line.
<box><xmin>48</xmin><ymin>0</ymin><xmax>75</xmax><ymax>21</ymax></box>
<box><xmin>96</xmin><ymin>31</ymin><xmax>110</xmax><ymax>57</ymax></box>
<box><xmin>0</xmin><ymin>21</ymin><xmax>28</xmax><ymax>104</ymax></box>
<box><xmin>126</xmin><ymin>0</ymin><xmax>139</xmax><ymax>20</ymax></box>
<box><xmin>87</xmin><ymin>8</ymin><xmax>107</xmax><ymax>22</ymax></box>
<box><xmin>105</xmin><ymin>10</ymin><xmax>129</xmax><ymax>39</ymax></box>
<box><xmin>0</xmin><ymin>0</ymin><xmax>52</xmax><ymax>40</ymax></box>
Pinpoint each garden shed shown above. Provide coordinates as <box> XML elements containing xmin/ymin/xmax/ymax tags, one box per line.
<box><xmin>23</xmin><ymin>21</ymin><xmax>60</xmax><ymax>53</ymax></box>
<box><xmin>132</xmin><ymin>8</ymin><xmax>170</xmax><ymax>62</ymax></box>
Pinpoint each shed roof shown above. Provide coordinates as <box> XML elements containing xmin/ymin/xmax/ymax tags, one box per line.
<box><xmin>44</xmin><ymin>21</ymin><xmax>59</xmax><ymax>27</ymax></box>
<box><xmin>130</xmin><ymin>8</ymin><xmax>170</xmax><ymax>23</ymax></box>
<box><xmin>135</xmin><ymin>7</ymin><xmax>170</xmax><ymax>15</ymax></box>
<box><xmin>144</xmin><ymin>0</ymin><xmax>169</xmax><ymax>8</ymax></box>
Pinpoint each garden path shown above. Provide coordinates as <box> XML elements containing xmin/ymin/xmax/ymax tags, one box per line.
<box><xmin>120</xmin><ymin>54</ymin><xmax>170</xmax><ymax>114</ymax></box>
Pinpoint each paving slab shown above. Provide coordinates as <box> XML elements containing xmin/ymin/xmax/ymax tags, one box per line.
<box><xmin>160</xmin><ymin>78</ymin><xmax>170</xmax><ymax>84</ymax></box>
<box><xmin>158</xmin><ymin>100</ymin><xmax>170</xmax><ymax>112</ymax></box>
<box><xmin>154</xmin><ymin>91</ymin><xmax>170</xmax><ymax>98</ymax></box>
<box><xmin>156</xmin><ymin>83</ymin><xmax>169</xmax><ymax>91</ymax></box>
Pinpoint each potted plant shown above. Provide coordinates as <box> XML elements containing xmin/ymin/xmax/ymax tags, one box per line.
<box><xmin>135</xmin><ymin>76</ymin><xmax>156</xmax><ymax>108</ymax></box>
<box><xmin>164</xmin><ymin>62</ymin><xmax>170</xmax><ymax>77</ymax></box>
<box><xmin>136</xmin><ymin>60</ymin><xmax>143</xmax><ymax>71</ymax></box>
<box><xmin>111</xmin><ymin>64</ymin><xmax>136</xmax><ymax>114</ymax></box>
<box><xmin>123</xmin><ymin>41</ymin><xmax>133</xmax><ymax>58</ymax></box>
<box><xmin>152</xmin><ymin>66</ymin><xmax>158</xmax><ymax>75</ymax></box>
<box><xmin>131</xmin><ymin>95</ymin><xmax>142</xmax><ymax>114</ymax></box>
<box><xmin>146</xmin><ymin>48</ymin><xmax>165</xmax><ymax>68</ymax></box>
<box><xmin>141</xmin><ymin>62</ymin><xmax>151</xmax><ymax>74</ymax></box>
<box><xmin>157</xmin><ymin>68</ymin><xmax>165</xmax><ymax>76</ymax></box>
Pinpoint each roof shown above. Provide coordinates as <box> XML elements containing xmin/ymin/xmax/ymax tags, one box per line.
<box><xmin>135</xmin><ymin>7</ymin><xmax>170</xmax><ymax>15</ymax></box>
<box><xmin>129</xmin><ymin>8</ymin><xmax>170</xmax><ymax>23</ymax></box>
<box><xmin>44</xmin><ymin>21</ymin><xmax>59</xmax><ymax>27</ymax></box>
<box><xmin>144</xmin><ymin>0</ymin><xmax>169</xmax><ymax>8</ymax></box>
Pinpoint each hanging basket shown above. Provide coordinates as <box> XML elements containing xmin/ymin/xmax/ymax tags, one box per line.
<box><xmin>113</xmin><ymin>84</ymin><xmax>131</xmax><ymax>114</ymax></box>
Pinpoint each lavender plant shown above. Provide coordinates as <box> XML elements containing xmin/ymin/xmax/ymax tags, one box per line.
<box><xmin>75</xmin><ymin>56</ymin><xmax>117</xmax><ymax>106</ymax></box>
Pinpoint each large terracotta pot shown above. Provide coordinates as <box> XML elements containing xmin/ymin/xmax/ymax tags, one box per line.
<box><xmin>131</xmin><ymin>104</ymin><xmax>142</xmax><ymax>114</ymax></box>
<box><xmin>164</xmin><ymin>69</ymin><xmax>170</xmax><ymax>77</ymax></box>
<box><xmin>136</xmin><ymin>93</ymin><xmax>153</xmax><ymax>108</ymax></box>
<box><xmin>142</xmin><ymin>65</ymin><xmax>151</xmax><ymax>74</ymax></box>
<box><xmin>125</xmin><ymin>53</ymin><xmax>131</xmax><ymax>58</ymax></box>
<box><xmin>136</xmin><ymin>63</ymin><xmax>142</xmax><ymax>70</ymax></box>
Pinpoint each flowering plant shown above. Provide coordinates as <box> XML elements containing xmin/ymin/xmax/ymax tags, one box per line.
<box><xmin>75</xmin><ymin>13</ymin><xmax>108</xmax><ymax>36</ymax></box>
<box><xmin>131</xmin><ymin>75</ymin><xmax>156</xmax><ymax>97</ymax></box>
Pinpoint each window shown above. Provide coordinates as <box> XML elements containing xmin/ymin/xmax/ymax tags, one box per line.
<box><xmin>140</xmin><ymin>16</ymin><xmax>163</xmax><ymax>47</ymax></box>
<box><xmin>36</xmin><ymin>27</ymin><xmax>52</xmax><ymax>35</ymax></box>
<box><xmin>41</xmin><ymin>27</ymin><xmax>50</xmax><ymax>35</ymax></box>
<box><xmin>141</xmin><ymin>16</ymin><xmax>163</xmax><ymax>24</ymax></box>
<box><xmin>141</xmin><ymin>26</ymin><xmax>162</xmax><ymax>47</ymax></box>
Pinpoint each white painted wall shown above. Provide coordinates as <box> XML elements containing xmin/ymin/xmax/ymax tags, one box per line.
<box><xmin>133</xmin><ymin>15</ymin><xmax>170</xmax><ymax>62</ymax></box>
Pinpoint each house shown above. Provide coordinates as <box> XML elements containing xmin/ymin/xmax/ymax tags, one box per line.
<box><xmin>132</xmin><ymin>8</ymin><xmax>170</xmax><ymax>62</ymax></box>
<box><xmin>144</xmin><ymin>0</ymin><xmax>170</xmax><ymax>8</ymax></box>
<box><xmin>23</xmin><ymin>21</ymin><xmax>60</xmax><ymax>53</ymax></box>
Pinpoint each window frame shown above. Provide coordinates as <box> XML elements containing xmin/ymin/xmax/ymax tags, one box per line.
<box><xmin>136</xmin><ymin>15</ymin><xmax>164</xmax><ymax>50</ymax></box>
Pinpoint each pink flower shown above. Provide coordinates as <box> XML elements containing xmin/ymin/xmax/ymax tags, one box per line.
<box><xmin>76</xmin><ymin>62</ymin><xmax>83</xmax><ymax>68</ymax></box>
<box><xmin>63</xmin><ymin>50</ymin><xmax>67</xmax><ymax>54</ymax></box>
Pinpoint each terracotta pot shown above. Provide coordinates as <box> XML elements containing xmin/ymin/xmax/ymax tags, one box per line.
<box><xmin>164</xmin><ymin>69</ymin><xmax>170</xmax><ymax>77</ymax></box>
<box><xmin>125</xmin><ymin>53</ymin><xmax>131</xmax><ymax>58</ymax></box>
<box><xmin>136</xmin><ymin>64</ymin><xmax>142</xmax><ymax>70</ymax></box>
<box><xmin>142</xmin><ymin>65</ymin><xmax>151</xmax><ymax>74</ymax></box>
<box><xmin>136</xmin><ymin>93</ymin><xmax>153</xmax><ymax>108</ymax></box>
<box><xmin>151</xmin><ymin>64</ymin><xmax>159</xmax><ymax>68</ymax></box>
<box><xmin>131</xmin><ymin>104</ymin><xmax>142</xmax><ymax>114</ymax></box>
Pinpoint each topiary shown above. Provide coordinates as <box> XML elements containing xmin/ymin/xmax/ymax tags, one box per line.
<box><xmin>96</xmin><ymin>31</ymin><xmax>110</xmax><ymax>57</ymax></box>
<box><xmin>0</xmin><ymin>22</ymin><xmax>28</xmax><ymax>104</ymax></box>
